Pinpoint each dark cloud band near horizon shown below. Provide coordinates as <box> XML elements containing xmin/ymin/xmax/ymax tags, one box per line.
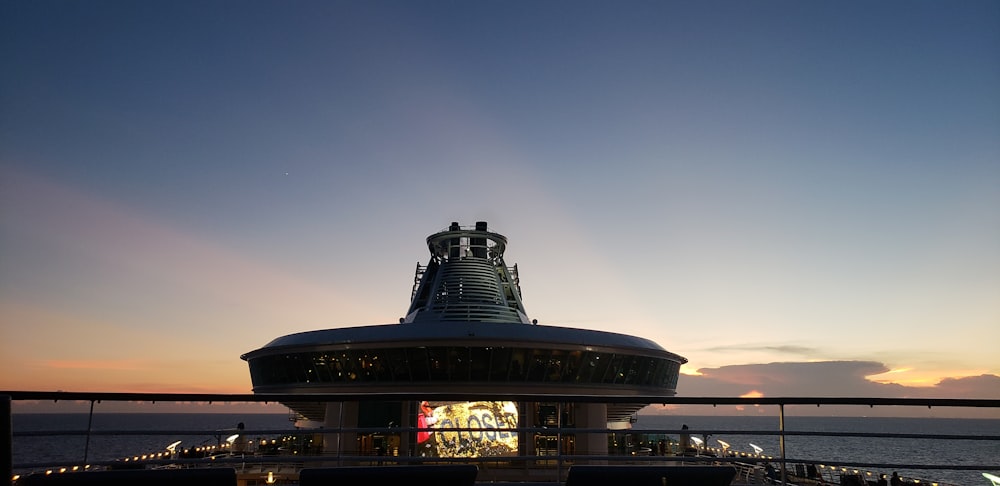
<box><xmin>678</xmin><ymin>360</ymin><xmax>1000</xmax><ymax>400</ymax></box>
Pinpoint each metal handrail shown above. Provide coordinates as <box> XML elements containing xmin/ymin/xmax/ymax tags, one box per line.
<box><xmin>5</xmin><ymin>392</ymin><xmax>1000</xmax><ymax>485</ymax></box>
<box><xmin>4</xmin><ymin>390</ymin><xmax>1000</xmax><ymax>407</ymax></box>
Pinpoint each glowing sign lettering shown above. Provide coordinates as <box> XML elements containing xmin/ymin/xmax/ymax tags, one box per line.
<box><xmin>416</xmin><ymin>400</ymin><xmax>518</xmax><ymax>457</ymax></box>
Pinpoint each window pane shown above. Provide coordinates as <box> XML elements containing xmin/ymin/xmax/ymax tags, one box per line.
<box><xmin>384</xmin><ymin>348</ymin><xmax>410</xmax><ymax>382</ymax></box>
<box><xmin>409</xmin><ymin>347</ymin><xmax>430</xmax><ymax>381</ymax></box>
<box><xmin>619</xmin><ymin>355</ymin><xmax>638</xmax><ymax>384</ymax></box>
<box><xmin>509</xmin><ymin>348</ymin><xmax>528</xmax><ymax>381</ymax></box>
<box><xmin>470</xmin><ymin>347</ymin><xmax>491</xmax><ymax>381</ymax></box>
<box><xmin>526</xmin><ymin>349</ymin><xmax>549</xmax><ymax>382</ymax></box>
<box><xmin>448</xmin><ymin>347</ymin><xmax>470</xmax><ymax>380</ymax></box>
<box><xmin>490</xmin><ymin>347</ymin><xmax>513</xmax><ymax>381</ymax></box>
<box><xmin>603</xmin><ymin>354</ymin><xmax>626</xmax><ymax>384</ymax></box>
<box><xmin>427</xmin><ymin>347</ymin><xmax>448</xmax><ymax>380</ymax></box>
<box><xmin>311</xmin><ymin>353</ymin><xmax>334</xmax><ymax>382</ymax></box>
<box><xmin>545</xmin><ymin>350</ymin><xmax>565</xmax><ymax>382</ymax></box>
<box><xmin>562</xmin><ymin>350</ymin><xmax>584</xmax><ymax>382</ymax></box>
<box><xmin>589</xmin><ymin>352</ymin><xmax>612</xmax><ymax>384</ymax></box>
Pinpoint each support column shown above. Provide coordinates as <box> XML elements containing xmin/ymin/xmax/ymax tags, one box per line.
<box><xmin>520</xmin><ymin>402</ymin><xmax>535</xmax><ymax>458</ymax></box>
<box><xmin>575</xmin><ymin>403</ymin><xmax>607</xmax><ymax>462</ymax></box>
<box><xmin>321</xmin><ymin>402</ymin><xmax>359</xmax><ymax>463</ymax></box>
<box><xmin>322</xmin><ymin>402</ymin><xmax>344</xmax><ymax>457</ymax></box>
<box><xmin>341</xmin><ymin>402</ymin><xmax>359</xmax><ymax>462</ymax></box>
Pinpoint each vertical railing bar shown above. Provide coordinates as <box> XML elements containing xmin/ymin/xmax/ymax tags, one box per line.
<box><xmin>556</xmin><ymin>401</ymin><xmax>563</xmax><ymax>483</ymax></box>
<box><xmin>779</xmin><ymin>402</ymin><xmax>787</xmax><ymax>486</ymax></box>
<box><xmin>338</xmin><ymin>402</ymin><xmax>344</xmax><ymax>467</ymax></box>
<box><xmin>1</xmin><ymin>395</ymin><xmax>12</xmax><ymax>485</ymax></box>
<box><xmin>83</xmin><ymin>400</ymin><xmax>95</xmax><ymax>464</ymax></box>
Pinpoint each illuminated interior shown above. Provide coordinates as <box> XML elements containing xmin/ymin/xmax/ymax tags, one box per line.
<box><xmin>249</xmin><ymin>346</ymin><xmax>680</xmax><ymax>389</ymax></box>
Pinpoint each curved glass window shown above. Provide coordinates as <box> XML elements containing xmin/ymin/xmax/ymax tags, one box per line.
<box><xmin>248</xmin><ymin>346</ymin><xmax>682</xmax><ymax>390</ymax></box>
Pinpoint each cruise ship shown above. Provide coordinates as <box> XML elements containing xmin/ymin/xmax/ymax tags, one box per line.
<box><xmin>6</xmin><ymin>222</ymin><xmax>999</xmax><ymax>486</ymax></box>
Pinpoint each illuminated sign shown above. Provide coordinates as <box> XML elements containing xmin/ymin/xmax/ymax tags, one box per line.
<box><xmin>416</xmin><ymin>400</ymin><xmax>518</xmax><ymax>457</ymax></box>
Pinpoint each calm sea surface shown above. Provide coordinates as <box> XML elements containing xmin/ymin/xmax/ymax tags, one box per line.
<box><xmin>12</xmin><ymin>414</ymin><xmax>1000</xmax><ymax>486</ymax></box>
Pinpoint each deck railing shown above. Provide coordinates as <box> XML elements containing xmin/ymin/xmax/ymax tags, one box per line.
<box><xmin>3</xmin><ymin>392</ymin><xmax>999</xmax><ymax>485</ymax></box>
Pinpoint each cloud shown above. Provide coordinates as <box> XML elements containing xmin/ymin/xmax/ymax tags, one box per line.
<box><xmin>644</xmin><ymin>361</ymin><xmax>1000</xmax><ymax>417</ymax></box>
<box><xmin>928</xmin><ymin>375</ymin><xmax>1000</xmax><ymax>399</ymax></box>
<box><xmin>702</xmin><ymin>344</ymin><xmax>821</xmax><ymax>356</ymax></box>
<box><xmin>679</xmin><ymin>361</ymin><xmax>897</xmax><ymax>397</ymax></box>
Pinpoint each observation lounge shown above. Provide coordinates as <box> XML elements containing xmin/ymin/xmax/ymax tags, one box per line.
<box><xmin>241</xmin><ymin>222</ymin><xmax>687</xmax><ymax>471</ymax></box>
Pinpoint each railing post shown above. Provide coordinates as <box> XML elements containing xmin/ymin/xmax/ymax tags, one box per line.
<box><xmin>555</xmin><ymin>402</ymin><xmax>562</xmax><ymax>484</ymax></box>
<box><xmin>83</xmin><ymin>400</ymin><xmax>95</xmax><ymax>464</ymax></box>
<box><xmin>779</xmin><ymin>403</ymin><xmax>787</xmax><ymax>486</ymax></box>
<box><xmin>1</xmin><ymin>395</ymin><xmax>11</xmax><ymax>485</ymax></box>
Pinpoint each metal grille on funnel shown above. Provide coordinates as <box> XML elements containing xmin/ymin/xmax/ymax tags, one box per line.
<box><xmin>405</xmin><ymin>221</ymin><xmax>530</xmax><ymax>324</ymax></box>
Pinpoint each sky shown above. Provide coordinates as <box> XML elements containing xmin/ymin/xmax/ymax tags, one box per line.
<box><xmin>1</xmin><ymin>1</ymin><xmax>998</xmax><ymax>417</ymax></box>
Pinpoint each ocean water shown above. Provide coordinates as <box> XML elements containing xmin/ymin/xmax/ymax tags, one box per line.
<box><xmin>12</xmin><ymin>414</ymin><xmax>1000</xmax><ymax>486</ymax></box>
<box><xmin>633</xmin><ymin>415</ymin><xmax>1000</xmax><ymax>486</ymax></box>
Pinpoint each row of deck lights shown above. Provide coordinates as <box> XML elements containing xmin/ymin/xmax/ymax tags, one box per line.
<box><xmin>121</xmin><ymin>441</ymin><xmax>233</xmax><ymax>462</ymax></box>
<box><xmin>11</xmin><ymin>460</ymin><xmax>284</xmax><ymax>486</ymax></box>
<box><xmin>700</xmin><ymin>439</ymin><xmax>944</xmax><ymax>486</ymax></box>
<box><xmin>11</xmin><ymin>465</ymin><xmax>93</xmax><ymax>483</ymax></box>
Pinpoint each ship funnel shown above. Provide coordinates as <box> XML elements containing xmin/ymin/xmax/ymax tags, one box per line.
<box><xmin>403</xmin><ymin>222</ymin><xmax>530</xmax><ymax>324</ymax></box>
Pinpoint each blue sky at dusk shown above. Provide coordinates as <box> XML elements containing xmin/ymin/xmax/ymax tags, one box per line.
<box><xmin>1</xmin><ymin>1</ymin><xmax>998</xmax><ymax>412</ymax></box>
